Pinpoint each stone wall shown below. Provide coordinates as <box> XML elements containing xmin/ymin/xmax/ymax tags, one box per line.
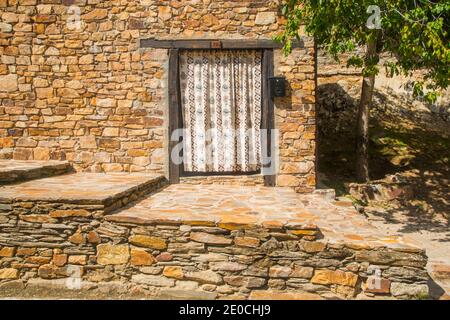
<box><xmin>0</xmin><ymin>0</ymin><xmax>316</xmax><ymax>192</ymax></box>
<box><xmin>0</xmin><ymin>201</ymin><xmax>429</xmax><ymax>299</ymax></box>
<box><xmin>274</xmin><ymin>46</ymin><xmax>316</xmax><ymax>193</ymax></box>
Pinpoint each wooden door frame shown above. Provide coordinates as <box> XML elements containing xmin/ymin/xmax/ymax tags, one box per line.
<box><xmin>168</xmin><ymin>49</ymin><xmax>182</xmax><ymax>184</ymax></box>
<box><xmin>163</xmin><ymin>42</ymin><xmax>277</xmax><ymax>186</ymax></box>
<box><xmin>261</xmin><ymin>50</ymin><xmax>276</xmax><ymax>187</ymax></box>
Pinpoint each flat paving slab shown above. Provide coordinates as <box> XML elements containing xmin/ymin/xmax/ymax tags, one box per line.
<box><xmin>0</xmin><ymin>172</ymin><xmax>165</xmax><ymax>204</ymax></box>
<box><xmin>108</xmin><ymin>184</ymin><xmax>423</xmax><ymax>251</ymax></box>
<box><xmin>0</xmin><ymin>160</ymin><xmax>71</xmax><ymax>184</ymax></box>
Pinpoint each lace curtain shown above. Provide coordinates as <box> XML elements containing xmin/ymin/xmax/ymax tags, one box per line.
<box><xmin>179</xmin><ymin>49</ymin><xmax>262</xmax><ymax>173</ymax></box>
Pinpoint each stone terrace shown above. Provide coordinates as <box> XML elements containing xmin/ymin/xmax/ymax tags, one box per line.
<box><xmin>110</xmin><ymin>184</ymin><xmax>421</xmax><ymax>250</ymax></box>
<box><xmin>0</xmin><ymin>161</ymin><xmax>430</xmax><ymax>300</ymax></box>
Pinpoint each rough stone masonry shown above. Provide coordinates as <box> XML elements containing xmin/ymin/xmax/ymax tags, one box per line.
<box><xmin>0</xmin><ymin>199</ymin><xmax>429</xmax><ymax>300</ymax></box>
<box><xmin>0</xmin><ymin>0</ymin><xmax>316</xmax><ymax>193</ymax></box>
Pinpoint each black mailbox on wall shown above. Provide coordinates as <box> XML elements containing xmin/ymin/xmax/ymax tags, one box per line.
<box><xmin>269</xmin><ymin>76</ymin><xmax>286</xmax><ymax>98</ymax></box>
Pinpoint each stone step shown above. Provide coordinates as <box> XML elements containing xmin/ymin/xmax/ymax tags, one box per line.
<box><xmin>0</xmin><ymin>172</ymin><xmax>167</xmax><ymax>215</ymax></box>
<box><xmin>180</xmin><ymin>174</ymin><xmax>264</xmax><ymax>186</ymax></box>
<box><xmin>0</xmin><ymin>160</ymin><xmax>72</xmax><ymax>185</ymax></box>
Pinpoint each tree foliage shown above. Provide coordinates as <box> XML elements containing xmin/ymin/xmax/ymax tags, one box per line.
<box><xmin>276</xmin><ymin>0</ymin><xmax>450</xmax><ymax>102</ymax></box>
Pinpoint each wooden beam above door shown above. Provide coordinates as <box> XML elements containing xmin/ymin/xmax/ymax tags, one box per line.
<box><xmin>140</xmin><ymin>38</ymin><xmax>306</xmax><ymax>50</ymax></box>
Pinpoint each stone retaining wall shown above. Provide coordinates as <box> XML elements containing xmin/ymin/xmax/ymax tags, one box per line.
<box><xmin>0</xmin><ymin>205</ymin><xmax>429</xmax><ymax>299</ymax></box>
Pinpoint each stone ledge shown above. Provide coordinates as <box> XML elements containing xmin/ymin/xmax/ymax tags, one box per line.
<box><xmin>0</xmin><ymin>279</ymin><xmax>151</xmax><ymax>300</ymax></box>
<box><xmin>0</xmin><ymin>184</ymin><xmax>430</xmax><ymax>300</ymax></box>
<box><xmin>0</xmin><ymin>160</ymin><xmax>72</xmax><ymax>185</ymax></box>
<box><xmin>249</xmin><ymin>290</ymin><xmax>324</xmax><ymax>300</ymax></box>
<box><xmin>105</xmin><ymin>214</ymin><xmax>320</xmax><ymax>232</ymax></box>
<box><xmin>0</xmin><ymin>173</ymin><xmax>167</xmax><ymax>206</ymax></box>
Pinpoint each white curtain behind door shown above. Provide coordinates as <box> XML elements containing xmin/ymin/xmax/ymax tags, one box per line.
<box><xmin>179</xmin><ymin>49</ymin><xmax>262</xmax><ymax>173</ymax></box>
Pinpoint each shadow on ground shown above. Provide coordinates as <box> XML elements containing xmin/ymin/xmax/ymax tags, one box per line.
<box><xmin>317</xmin><ymin>81</ymin><xmax>449</xmax><ymax>236</ymax></box>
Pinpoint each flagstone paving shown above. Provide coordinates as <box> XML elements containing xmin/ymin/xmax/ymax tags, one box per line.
<box><xmin>108</xmin><ymin>184</ymin><xmax>423</xmax><ymax>251</ymax></box>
